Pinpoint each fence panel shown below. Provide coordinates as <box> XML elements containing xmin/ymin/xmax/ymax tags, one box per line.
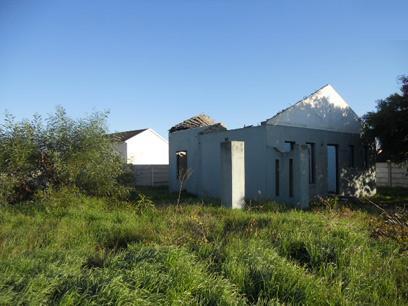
<box><xmin>133</xmin><ymin>165</ymin><xmax>169</xmax><ymax>187</ymax></box>
<box><xmin>376</xmin><ymin>162</ymin><xmax>408</xmax><ymax>188</ymax></box>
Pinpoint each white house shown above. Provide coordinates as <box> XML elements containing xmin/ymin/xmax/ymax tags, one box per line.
<box><xmin>110</xmin><ymin>128</ymin><xmax>168</xmax><ymax>165</ymax></box>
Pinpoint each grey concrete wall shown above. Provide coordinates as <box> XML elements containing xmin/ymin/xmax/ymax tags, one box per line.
<box><xmin>267</xmin><ymin>143</ymin><xmax>310</xmax><ymax>207</ymax></box>
<box><xmin>169</xmin><ymin>123</ymin><xmax>374</xmax><ymax>208</ymax></box>
<box><xmin>198</xmin><ymin>126</ymin><xmax>267</xmax><ymax>199</ymax></box>
<box><xmin>265</xmin><ymin>125</ymin><xmax>367</xmax><ymax>198</ymax></box>
<box><xmin>169</xmin><ymin>126</ymin><xmax>208</xmax><ymax>194</ymax></box>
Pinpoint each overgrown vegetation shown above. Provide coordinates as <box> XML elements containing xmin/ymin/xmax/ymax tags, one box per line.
<box><xmin>0</xmin><ymin>188</ymin><xmax>406</xmax><ymax>305</ymax></box>
<box><xmin>363</xmin><ymin>75</ymin><xmax>408</xmax><ymax>162</ymax></box>
<box><xmin>1</xmin><ymin>108</ymin><xmax>407</xmax><ymax>304</ymax></box>
<box><xmin>0</xmin><ymin>108</ymin><xmax>128</xmax><ymax>203</ymax></box>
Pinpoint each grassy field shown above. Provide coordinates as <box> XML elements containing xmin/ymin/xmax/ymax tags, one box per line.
<box><xmin>0</xmin><ymin>188</ymin><xmax>407</xmax><ymax>305</ymax></box>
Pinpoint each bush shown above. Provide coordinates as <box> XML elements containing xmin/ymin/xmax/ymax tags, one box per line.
<box><xmin>133</xmin><ymin>193</ymin><xmax>156</xmax><ymax>215</ymax></box>
<box><xmin>0</xmin><ymin>107</ymin><xmax>128</xmax><ymax>203</ymax></box>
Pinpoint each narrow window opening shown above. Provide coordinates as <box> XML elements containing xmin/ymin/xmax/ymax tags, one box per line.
<box><xmin>176</xmin><ymin>151</ymin><xmax>188</xmax><ymax>179</ymax></box>
<box><xmin>283</xmin><ymin>141</ymin><xmax>295</xmax><ymax>152</ymax></box>
<box><xmin>289</xmin><ymin>158</ymin><xmax>294</xmax><ymax>197</ymax></box>
<box><xmin>349</xmin><ymin>145</ymin><xmax>355</xmax><ymax>168</ymax></box>
<box><xmin>275</xmin><ymin>159</ymin><xmax>280</xmax><ymax>196</ymax></box>
<box><xmin>306</xmin><ymin>143</ymin><xmax>315</xmax><ymax>184</ymax></box>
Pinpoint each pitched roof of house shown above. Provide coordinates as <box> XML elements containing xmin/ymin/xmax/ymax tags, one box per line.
<box><xmin>109</xmin><ymin>129</ymin><xmax>147</xmax><ymax>142</ymax></box>
<box><xmin>169</xmin><ymin>114</ymin><xmax>223</xmax><ymax>133</ymax></box>
<box><xmin>263</xmin><ymin>84</ymin><xmax>331</xmax><ymax>123</ymax></box>
<box><xmin>200</xmin><ymin>123</ymin><xmax>228</xmax><ymax>134</ymax></box>
<box><xmin>262</xmin><ymin>84</ymin><xmax>361</xmax><ymax>134</ymax></box>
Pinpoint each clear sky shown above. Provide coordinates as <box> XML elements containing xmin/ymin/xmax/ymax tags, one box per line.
<box><xmin>1</xmin><ymin>0</ymin><xmax>407</xmax><ymax>138</ymax></box>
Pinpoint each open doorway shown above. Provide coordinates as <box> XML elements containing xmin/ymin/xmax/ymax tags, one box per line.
<box><xmin>327</xmin><ymin>145</ymin><xmax>338</xmax><ymax>193</ymax></box>
<box><xmin>176</xmin><ymin>151</ymin><xmax>188</xmax><ymax>179</ymax></box>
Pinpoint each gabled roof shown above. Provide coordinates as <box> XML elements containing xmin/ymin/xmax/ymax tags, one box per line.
<box><xmin>200</xmin><ymin>123</ymin><xmax>227</xmax><ymax>134</ymax></box>
<box><xmin>263</xmin><ymin>84</ymin><xmax>361</xmax><ymax>134</ymax></box>
<box><xmin>109</xmin><ymin>129</ymin><xmax>147</xmax><ymax>142</ymax></box>
<box><xmin>170</xmin><ymin>114</ymin><xmax>224</xmax><ymax>133</ymax></box>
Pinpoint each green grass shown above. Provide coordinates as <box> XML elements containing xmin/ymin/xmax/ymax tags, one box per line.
<box><xmin>0</xmin><ymin>189</ymin><xmax>407</xmax><ymax>305</ymax></box>
<box><xmin>373</xmin><ymin>187</ymin><xmax>408</xmax><ymax>207</ymax></box>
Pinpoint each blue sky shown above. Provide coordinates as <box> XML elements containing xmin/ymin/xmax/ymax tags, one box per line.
<box><xmin>0</xmin><ymin>1</ymin><xmax>407</xmax><ymax>138</ymax></box>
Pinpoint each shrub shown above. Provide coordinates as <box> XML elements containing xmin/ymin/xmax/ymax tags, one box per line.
<box><xmin>133</xmin><ymin>193</ymin><xmax>155</xmax><ymax>215</ymax></box>
<box><xmin>0</xmin><ymin>107</ymin><xmax>128</xmax><ymax>203</ymax></box>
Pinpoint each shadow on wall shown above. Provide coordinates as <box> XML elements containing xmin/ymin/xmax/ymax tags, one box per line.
<box><xmin>266</xmin><ymin>86</ymin><xmax>361</xmax><ymax>134</ymax></box>
<box><xmin>341</xmin><ymin>166</ymin><xmax>376</xmax><ymax>197</ymax></box>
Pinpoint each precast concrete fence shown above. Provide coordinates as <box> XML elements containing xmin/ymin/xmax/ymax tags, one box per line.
<box><xmin>133</xmin><ymin>165</ymin><xmax>169</xmax><ymax>187</ymax></box>
<box><xmin>376</xmin><ymin>161</ymin><xmax>408</xmax><ymax>188</ymax></box>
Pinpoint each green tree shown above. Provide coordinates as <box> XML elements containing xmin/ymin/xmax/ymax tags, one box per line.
<box><xmin>363</xmin><ymin>76</ymin><xmax>408</xmax><ymax>162</ymax></box>
<box><xmin>0</xmin><ymin>107</ymin><xmax>128</xmax><ymax>203</ymax></box>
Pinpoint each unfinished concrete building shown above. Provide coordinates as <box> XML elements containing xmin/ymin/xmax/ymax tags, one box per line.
<box><xmin>169</xmin><ymin>85</ymin><xmax>375</xmax><ymax>208</ymax></box>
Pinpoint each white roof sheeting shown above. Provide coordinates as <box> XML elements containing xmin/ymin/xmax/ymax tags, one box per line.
<box><xmin>264</xmin><ymin>85</ymin><xmax>361</xmax><ymax>134</ymax></box>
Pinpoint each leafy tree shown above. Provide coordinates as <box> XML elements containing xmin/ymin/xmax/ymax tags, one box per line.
<box><xmin>363</xmin><ymin>76</ymin><xmax>408</xmax><ymax>162</ymax></box>
<box><xmin>0</xmin><ymin>107</ymin><xmax>128</xmax><ymax>203</ymax></box>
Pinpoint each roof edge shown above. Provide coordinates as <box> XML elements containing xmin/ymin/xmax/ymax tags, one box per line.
<box><xmin>264</xmin><ymin>84</ymin><xmax>332</xmax><ymax>124</ymax></box>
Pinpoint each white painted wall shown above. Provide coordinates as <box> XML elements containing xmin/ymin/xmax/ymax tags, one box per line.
<box><xmin>125</xmin><ymin>129</ymin><xmax>169</xmax><ymax>165</ymax></box>
<box><xmin>265</xmin><ymin>85</ymin><xmax>361</xmax><ymax>134</ymax></box>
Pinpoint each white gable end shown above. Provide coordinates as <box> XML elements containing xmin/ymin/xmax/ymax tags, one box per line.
<box><xmin>125</xmin><ymin>129</ymin><xmax>169</xmax><ymax>165</ymax></box>
<box><xmin>265</xmin><ymin>85</ymin><xmax>361</xmax><ymax>134</ymax></box>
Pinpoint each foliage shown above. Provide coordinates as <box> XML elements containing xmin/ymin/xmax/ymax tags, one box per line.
<box><xmin>133</xmin><ymin>193</ymin><xmax>156</xmax><ymax>215</ymax></box>
<box><xmin>363</xmin><ymin>76</ymin><xmax>408</xmax><ymax>162</ymax></box>
<box><xmin>0</xmin><ymin>189</ymin><xmax>406</xmax><ymax>305</ymax></box>
<box><xmin>0</xmin><ymin>107</ymin><xmax>128</xmax><ymax>203</ymax></box>
<box><xmin>177</xmin><ymin>168</ymin><xmax>193</xmax><ymax>206</ymax></box>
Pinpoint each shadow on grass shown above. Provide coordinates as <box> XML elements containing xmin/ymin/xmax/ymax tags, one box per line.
<box><xmin>129</xmin><ymin>186</ymin><xmax>226</xmax><ymax>208</ymax></box>
<box><xmin>310</xmin><ymin>189</ymin><xmax>408</xmax><ymax>245</ymax></box>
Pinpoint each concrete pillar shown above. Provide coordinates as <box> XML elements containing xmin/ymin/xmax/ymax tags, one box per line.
<box><xmin>297</xmin><ymin>145</ymin><xmax>310</xmax><ymax>209</ymax></box>
<box><xmin>220</xmin><ymin>141</ymin><xmax>245</xmax><ymax>209</ymax></box>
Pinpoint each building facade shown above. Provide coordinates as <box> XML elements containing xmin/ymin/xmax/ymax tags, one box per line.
<box><xmin>169</xmin><ymin>85</ymin><xmax>375</xmax><ymax>208</ymax></box>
